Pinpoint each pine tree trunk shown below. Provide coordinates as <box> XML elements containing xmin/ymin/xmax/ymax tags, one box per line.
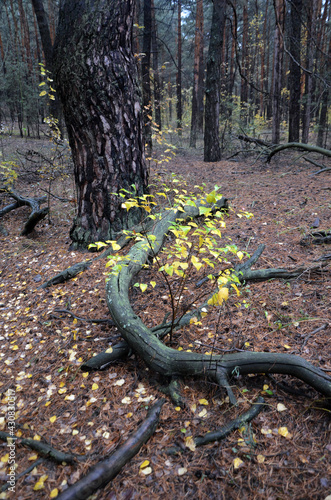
<box><xmin>142</xmin><ymin>0</ymin><xmax>152</xmax><ymax>154</ymax></box>
<box><xmin>271</xmin><ymin>0</ymin><xmax>285</xmax><ymax>145</ymax></box>
<box><xmin>288</xmin><ymin>0</ymin><xmax>302</xmax><ymax>142</ymax></box>
<box><xmin>151</xmin><ymin>0</ymin><xmax>162</xmax><ymax>131</ymax></box>
<box><xmin>176</xmin><ymin>0</ymin><xmax>182</xmax><ymax>135</ymax></box>
<box><xmin>190</xmin><ymin>0</ymin><xmax>204</xmax><ymax>148</ymax></box>
<box><xmin>204</xmin><ymin>0</ymin><xmax>226</xmax><ymax>162</ymax></box>
<box><xmin>53</xmin><ymin>0</ymin><xmax>148</xmax><ymax>249</ymax></box>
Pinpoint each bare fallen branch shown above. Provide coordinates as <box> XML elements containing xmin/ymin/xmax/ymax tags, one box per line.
<box><xmin>57</xmin><ymin>399</ymin><xmax>165</xmax><ymax>500</ymax></box>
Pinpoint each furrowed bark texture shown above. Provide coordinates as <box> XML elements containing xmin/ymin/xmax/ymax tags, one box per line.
<box><xmin>106</xmin><ymin>197</ymin><xmax>331</xmax><ymax>399</ymax></box>
<box><xmin>53</xmin><ymin>0</ymin><xmax>148</xmax><ymax>249</ymax></box>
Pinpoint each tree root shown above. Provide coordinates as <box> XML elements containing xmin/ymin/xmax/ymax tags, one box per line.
<box><xmin>0</xmin><ymin>186</ymin><xmax>49</xmax><ymax>235</ymax></box>
<box><xmin>56</xmin><ymin>399</ymin><xmax>165</xmax><ymax>500</ymax></box>
<box><xmin>105</xmin><ymin>195</ymin><xmax>331</xmax><ymax>401</ymax></box>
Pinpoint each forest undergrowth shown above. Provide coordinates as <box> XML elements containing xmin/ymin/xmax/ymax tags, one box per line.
<box><xmin>0</xmin><ymin>138</ymin><xmax>331</xmax><ymax>500</ymax></box>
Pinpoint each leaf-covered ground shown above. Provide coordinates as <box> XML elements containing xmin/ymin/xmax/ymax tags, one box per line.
<box><xmin>1</xmin><ymin>142</ymin><xmax>331</xmax><ymax>499</ymax></box>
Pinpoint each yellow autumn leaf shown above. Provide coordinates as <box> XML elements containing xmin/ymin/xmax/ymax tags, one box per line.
<box><xmin>65</xmin><ymin>394</ymin><xmax>76</xmax><ymax>401</ymax></box>
<box><xmin>175</xmin><ymin>406</ymin><xmax>181</xmax><ymax>412</ymax></box>
<box><xmin>185</xmin><ymin>435</ymin><xmax>196</xmax><ymax>452</ymax></box>
<box><xmin>237</xmin><ymin>251</ymin><xmax>244</xmax><ymax>260</ymax></box>
<box><xmin>199</xmin><ymin>399</ymin><xmax>209</xmax><ymax>406</ymax></box>
<box><xmin>256</xmin><ymin>454</ymin><xmax>265</xmax><ymax>463</ymax></box>
<box><xmin>278</xmin><ymin>427</ymin><xmax>291</xmax><ymax>438</ymax></box>
<box><xmin>139</xmin><ymin>283</ymin><xmax>148</xmax><ymax>292</ymax></box>
<box><xmin>150</xmin><ymin>281</ymin><xmax>156</xmax><ymax>288</ymax></box>
<box><xmin>198</xmin><ymin>408</ymin><xmax>208</xmax><ymax>418</ymax></box>
<box><xmin>1</xmin><ymin>454</ymin><xmax>9</xmax><ymax>463</ymax></box>
<box><xmin>92</xmin><ymin>383</ymin><xmax>99</xmax><ymax>390</ymax></box>
<box><xmin>140</xmin><ymin>460</ymin><xmax>150</xmax><ymax>469</ymax></box>
<box><xmin>233</xmin><ymin>457</ymin><xmax>244</xmax><ymax>469</ymax></box>
<box><xmin>33</xmin><ymin>474</ymin><xmax>48</xmax><ymax>491</ymax></box>
<box><xmin>139</xmin><ymin>466</ymin><xmax>152</xmax><ymax>475</ymax></box>
<box><xmin>28</xmin><ymin>454</ymin><xmax>38</xmax><ymax>461</ymax></box>
<box><xmin>50</xmin><ymin>488</ymin><xmax>59</xmax><ymax>498</ymax></box>
<box><xmin>284</xmin><ymin>345</ymin><xmax>291</xmax><ymax>350</ymax></box>
<box><xmin>49</xmin><ymin>416</ymin><xmax>57</xmax><ymax>423</ymax></box>
<box><xmin>218</xmin><ymin>287</ymin><xmax>229</xmax><ymax>303</ymax></box>
<box><xmin>276</xmin><ymin>403</ymin><xmax>287</xmax><ymax>412</ymax></box>
<box><xmin>105</xmin><ymin>347</ymin><xmax>113</xmax><ymax>353</ymax></box>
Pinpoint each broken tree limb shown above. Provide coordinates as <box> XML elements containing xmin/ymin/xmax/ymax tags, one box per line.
<box><xmin>0</xmin><ymin>431</ymin><xmax>86</xmax><ymax>464</ymax></box>
<box><xmin>57</xmin><ymin>399</ymin><xmax>165</xmax><ymax>500</ymax></box>
<box><xmin>266</xmin><ymin>142</ymin><xmax>331</xmax><ymax>163</ymax></box>
<box><xmin>39</xmin><ymin>218</ymin><xmax>155</xmax><ymax>289</ymax></box>
<box><xmin>238</xmin><ymin>134</ymin><xmax>272</xmax><ymax>148</ymax></box>
<box><xmin>0</xmin><ymin>186</ymin><xmax>49</xmax><ymax>235</ymax></box>
<box><xmin>105</xmin><ymin>196</ymin><xmax>331</xmax><ymax>401</ymax></box>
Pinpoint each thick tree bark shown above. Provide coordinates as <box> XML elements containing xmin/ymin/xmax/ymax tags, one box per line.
<box><xmin>204</xmin><ymin>0</ymin><xmax>226</xmax><ymax>162</ymax></box>
<box><xmin>52</xmin><ymin>0</ymin><xmax>148</xmax><ymax>249</ymax></box>
<box><xmin>288</xmin><ymin>0</ymin><xmax>302</xmax><ymax>143</ymax></box>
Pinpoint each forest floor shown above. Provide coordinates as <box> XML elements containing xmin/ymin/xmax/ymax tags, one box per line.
<box><xmin>0</xmin><ymin>139</ymin><xmax>331</xmax><ymax>500</ymax></box>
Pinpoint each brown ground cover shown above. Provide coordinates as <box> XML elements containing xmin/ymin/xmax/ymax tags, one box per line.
<box><xmin>0</xmin><ymin>145</ymin><xmax>330</xmax><ymax>499</ymax></box>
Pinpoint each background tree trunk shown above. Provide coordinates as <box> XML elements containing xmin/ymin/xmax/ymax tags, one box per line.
<box><xmin>190</xmin><ymin>0</ymin><xmax>204</xmax><ymax>148</ymax></box>
<box><xmin>142</xmin><ymin>0</ymin><xmax>152</xmax><ymax>154</ymax></box>
<box><xmin>288</xmin><ymin>0</ymin><xmax>302</xmax><ymax>143</ymax></box>
<box><xmin>176</xmin><ymin>0</ymin><xmax>182</xmax><ymax>135</ymax></box>
<box><xmin>271</xmin><ymin>0</ymin><xmax>285</xmax><ymax>145</ymax></box>
<box><xmin>204</xmin><ymin>0</ymin><xmax>226</xmax><ymax>162</ymax></box>
<box><xmin>53</xmin><ymin>0</ymin><xmax>148</xmax><ymax>249</ymax></box>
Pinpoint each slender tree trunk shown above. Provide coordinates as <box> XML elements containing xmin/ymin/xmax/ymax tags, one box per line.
<box><xmin>271</xmin><ymin>0</ymin><xmax>286</xmax><ymax>145</ymax></box>
<box><xmin>288</xmin><ymin>0</ymin><xmax>302</xmax><ymax>142</ymax></box>
<box><xmin>240</xmin><ymin>0</ymin><xmax>248</xmax><ymax>121</ymax></box>
<box><xmin>53</xmin><ymin>0</ymin><xmax>148</xmax><ymax>249</ymax></box>
<box><xmin>204</xmin><ymin>0</ymin><xmax>226</xmax><ymax>162</ymax></box>
<box><xmin>260</xmin><ymin>0</ymin><xmax>269</xmax><ymax>116</ymax></box>
<box><xmin>142</xmin><ymin>0</ymin><xmax>152</xmax><ymax>154</ymax></box>
<box><xmin>302</xmin><ymin>0</ymin><xmax>318</xmax><ymax>143</ymax></box>
<box><xmin>31</xmin><ymin>0</ymin><xmax>53</xmax><ymax>70</ymax></box>
<box><xmin>176</xmin><ymin>0</ymin><xmax>182</xmax><ymax>135</ymax></box>
<box><xmin>190</xmin><ymin>0</ymin><xmax>204</xmax><ymax>148</ymax></box>
<box><xmin>317</xmin><ymin>36</ymin><xmax>331</xmax><ymax>147</ymax></box>
<box><xmin>151</xmin><ymin>0</ymin><xmax>162</xmax><ymax>131</ymax></box>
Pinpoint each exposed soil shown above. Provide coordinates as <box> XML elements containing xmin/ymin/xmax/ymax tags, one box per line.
<box><xmin>1</xmin><ymin>142</ymin><xmax>331</xmax><ymax>500</ymax></box>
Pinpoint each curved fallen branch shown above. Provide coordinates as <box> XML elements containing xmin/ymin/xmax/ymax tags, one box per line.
<box><xmin>105</xmin><ymin>197</ymin><xmax>331</xmax><ymax>401</ymax></box>
<box><xmin>57</xmin><ymin>399</ymin><xmax>165</xmax><ymax>500</ymax></box>
<box><xmin>0</xmin><ymin>187</ymin><xmax>49</xmax><ymax>235</ymax></box>
<box><xmin>266</xmin><ymin>142</ymin><xmax>331</xmax><ymax>163</ymax></box>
